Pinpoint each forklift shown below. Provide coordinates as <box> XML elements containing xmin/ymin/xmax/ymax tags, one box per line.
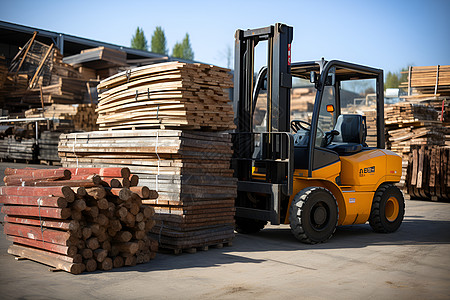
<box><xmin>232</xmin><ymin>23</ymin><xmax>405</xmax><ymax>244</ymax></box>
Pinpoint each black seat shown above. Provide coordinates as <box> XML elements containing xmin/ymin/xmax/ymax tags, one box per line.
<box><xmin>327</xmin><ymin>114</ymin><xmax>366</xmax><ymax>155</ymax></box>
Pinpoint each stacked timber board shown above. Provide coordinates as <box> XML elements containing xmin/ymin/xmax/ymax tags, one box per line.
<box><xmin>58</xmin><ymin>129</ymin><xmax>237</xmax><ymax>253</ymax></box>
<box><xmin>400</xmin><ymin>65</ymin><xmax>450</xmax><ymax>96</ymax></box>
<box><xmin>38</xmin><ymin>131</ymin><xmax>62</xmax><ymax>163</ymax></box>
<box><xmin>0</xmin><ymin>137</ymin><xmax>36</xmax><ymax>161</ymax></box>
<box><xmin>95</xmin><ymin>62</ymin><xmax>234</xmax><ymax>131</ymax></box>
<box><xmin>406</xmin><ymin>146</ymin><xmax>450</xmax><ymax>201</ymax></box>
<box><xmin>25</xmin><ymin>104</ymin><xmax>98</xmax><ymax>132</ymax></box>
<box><xmin>1</xmin><ymin>167</ymin><xmax>158</xmax><ymax>274</ymax></box>
<box><xmin>385</xmin><ymin>102</ymin><xmax>446</xmax><ymax>189</ymax></box>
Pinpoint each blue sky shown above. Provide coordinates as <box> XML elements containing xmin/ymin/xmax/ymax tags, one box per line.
<box><xmin>1</xmin><ymin>0</ymin><xmax>449</xmax><ymax>74</ymax></box>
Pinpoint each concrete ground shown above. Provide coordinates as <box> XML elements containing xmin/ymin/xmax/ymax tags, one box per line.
<box><xmin>0</xmin><ymin>162</ymin><xmax>449</xmax><ymax>299</ymax></box>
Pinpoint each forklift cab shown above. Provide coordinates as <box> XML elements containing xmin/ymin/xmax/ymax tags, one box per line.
<box><xmin>285</xmin><ymin>60</ymin><xmax>385</xmax><ymax>176</ymax></box>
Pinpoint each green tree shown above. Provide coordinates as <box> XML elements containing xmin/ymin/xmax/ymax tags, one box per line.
<box><xmin>385</xmin><ymin>71</ymin><xmax>399</xmax><ymax>89</ymax></box>
<box><xmin>131</xmin><ymin>27</ymin><xmax>148</xmax><ymax>51</ymax></box>
<box><xmin>151</xmin><ymin>26</ymin><xmax>168</xmax><ymax>55</ymax></box>
<box><xmin>172</xmin><ymin>33</ymin><xmax>194</xmax><ymax>60</ymax></box>
<box><xmin>385</xmin><ymin>67</ymin><xmax>410</xmax><ymax>90</ymax></box>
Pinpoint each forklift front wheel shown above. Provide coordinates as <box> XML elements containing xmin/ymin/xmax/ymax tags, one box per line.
<box><xmin>289</xmin><ymin>187</ymin><xmax>338</xmax><ymax>244</ymax></box>
<box><xmin>369</xmin><ymin>183</ymin><xmax>405</xmax><ymax>233</ymax></box>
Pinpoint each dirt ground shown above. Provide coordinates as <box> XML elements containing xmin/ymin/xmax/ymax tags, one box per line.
<box><xmin>0</xmin><ymin>162</ymin><xmax>449</xmax><ymax>299</ymax></box>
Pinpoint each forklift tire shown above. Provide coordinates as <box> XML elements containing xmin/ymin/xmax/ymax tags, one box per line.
<box><xmin>235</xmin><ymin>217</ymin><xmax>267</xmax><ymax>234</ymax></box>
<box><xmin>289</xmin><ymin>187</ymin><xmax>338</xmax><ymax>244</ymax></box>
<box><xmin>369</xmin><ymin>183</ymin><xmax>405</xmax><ymax>233</ymax></box>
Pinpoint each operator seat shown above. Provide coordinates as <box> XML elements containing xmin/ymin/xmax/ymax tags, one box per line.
<box><xmin>327</xmin><ymin>114</ymin><xmax>366</xmax><ymax>155</ymax></box>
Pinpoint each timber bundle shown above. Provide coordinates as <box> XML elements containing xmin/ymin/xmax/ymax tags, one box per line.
<box><xmin>1</xmin><ymin>167</ymin><xmax>158</xmax><ymax>274</ymax></box>
<box><xmin>400</xmin><ymin>65</ymin><xmax>450</xmax><ymax>124</ymax></box>
<box><xmin>95</xmin><ymin>62</ymin><xmax>235</xmax><ymax>131</ymax></box>
<box><xmin>58</xmin><ymin>129</ymin><xmax>237</xmax><ymax>253</ymax></box>
<box><xmin>25</xmin><ymin>104</ymin><xmax>98</xmax><ymax>132</ymax></box>
<box><xmin>385</xmin><ymin>102</ymin><xmax>445</xmax><ymax>188</ymax></box>
<box><xmin>406</xmin><ymin>146</ymin><xmax>450</xmax><ymax>201</ymax></box>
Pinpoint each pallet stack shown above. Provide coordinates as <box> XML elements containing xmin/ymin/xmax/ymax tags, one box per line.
<box><xmin>58</xmin><ymin>129</ymin><xmax>237</xmax><ymax>253</ymax></box>
<box><xmin>1</xmin><ymin>167</ymin><xmax>158</xmax><ymax>274</ymax></box>
<box><xmin>95</xmin><ymin>62</ymin><xmax>234</xmax><ymax>131</ymax></box>
<box><xmin>406</xmin><ymin>146</ymin><xmax>450</xmax><ymax>201</ymax></box>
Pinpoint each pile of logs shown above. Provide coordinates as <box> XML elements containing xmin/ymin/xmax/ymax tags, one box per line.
<box><xmin>58</xmin><ymin>130</ymin><xmax>237</xmax><ymax>253</ymax></box>
<box><xmin>95</xmin><ymin>62</ymin><xmax>234</xmax><ymax>131</ymax></box>
<box><xmin>406</xmin><ymin>145</ymin><xmax>450</xmax><ymax>201</ymax></box>
<box><xmin>1</xmin><ymin>167</ymin><xmax>158</xmax><ymax>274</ymax></box>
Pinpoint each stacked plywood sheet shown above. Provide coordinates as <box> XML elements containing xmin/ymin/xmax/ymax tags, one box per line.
<box><xmin>95</xmin><ymin>62</ymin><xmax>234</xmax><ymax>131</ymax></box>
<box><xmin>58</xmin><ymin>129</ymin><xmax>237</xmax><ymax>253</ymax></box>
<box><xmin>1</xmin><ymin>167</ymin><xmax>158</xmax><ymax>274</ymax></box>
<box><xmin>406</xmin><ymin>146</ymin><xmax>450</xmax><ymax>201</ymax></box>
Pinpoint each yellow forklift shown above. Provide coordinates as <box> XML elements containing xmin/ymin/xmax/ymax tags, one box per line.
<box><xmin>232</xmin><ymin>23</ymin><xmax>405</xmax><ymax>243</ymax></box>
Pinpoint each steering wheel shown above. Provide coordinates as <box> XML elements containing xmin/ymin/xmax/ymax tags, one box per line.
<box><xmin>291</xmin><ymin>120</ymin><xmax>324</xmax><ymax>136</ymax></box>
<box><xmin>291</xmin><ymin>120</ymin><xmax>312</xmax><ymax>133</ymax></box>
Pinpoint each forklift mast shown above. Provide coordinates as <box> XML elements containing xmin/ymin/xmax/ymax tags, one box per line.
<box><xmin>232</xmin><ymin>23</ymin><xmax>294</xmax><ymax>224</ymax></box>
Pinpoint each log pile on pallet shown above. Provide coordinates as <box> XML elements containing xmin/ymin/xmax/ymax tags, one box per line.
<box><xmin>1</xmin><ymin>167</ymin><xmax>158</xmax><ymax>274</ymax></box>
<box><xmin>406</xmin><ymin>146</ymin><xmax>450</xmax><ymax>201</ymax></box>
<box><xmin>95</xmin><ymin>62</ymin><xmax>234</xmax><ymax>131</ymax></box>
<box><xmin>385</xmin><ymin>102</ymin><xmax>446</xmax><ymax>189</ymax></box>
<box><xmin>58</xmin><ymin>129</ymin><xmax>237</xmax><ymax>254</ymax></box>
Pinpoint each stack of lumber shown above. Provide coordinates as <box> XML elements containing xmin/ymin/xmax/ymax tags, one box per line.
<box><xmin>95</xmin><ymin>62</ymin><xmax>234</xmax><ymax>131</ymax></box>
<box><xmin>25</xmin><ymin>104</ymin><xmax>98</xmax><ymax>132</ymax></box>
<box><xmin>385</xmin><ymin>102</ymin><xmax>439</xmax><ymax>126</ymax></box>
<box><xmin>400</xmin><ymin>65</ymin><xmax>450</xmax><ymax>96</ymax></box>
<box><xmin>400</xmin><ymin>65</ymin><xmax>450</xmax><ymax>123</ymax></box>
<box><xmin>38</xmin><ymin>131</ymin><xmax>62</xmax><ymax>163</ymax></box>
<box><xmin>385</xmin><ymin>102</ymin><xmax>445</xmax><ymax>188</ymax></box>
<box><xmin>406</xmin><ymin>146</ymin><xmax>450</xmax><ymax>201</ymax></box>
<box><xmin>362</xmin><ymin>110</ymin><xmax>377</xmax><ymax>147</ymax></box>
<box><xmin>1</xmin><ymin>167</ymin><xmax>158</xmax><ymax>274</ymax></box>
<box><xmin>4</xmin><ymin>36</ymin><xmax>96</xmax><ymax>113</ymax></box>
<box><xmin>0</xmin><ymin>137</ymin><xmax>36</xmax><ymax>162</ymax></box>
<box><xmin>58</xmin><ymin>130</ymin><xmax>237</xmax><ymax>253</ymax></box>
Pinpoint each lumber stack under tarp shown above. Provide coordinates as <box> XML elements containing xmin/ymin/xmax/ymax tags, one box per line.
<box><xmin>95</xmin><ymin>62</ymin><xmax>234</xmax><ymax>131</ymax></box>
<box><xmin>406</xmin><ymin>146</ymin><xmax>450</xmax><ymax>201</ymax></box>
<box><xmin>1</xmin><ymin>167</ymin><xmax>158</xmax><ymax>274</ymax></box>
<box><xmin>58</xmin><ymin>129</ymin><xmax>237</xmax><ymax>253</ymax></box>
<box><xmin>385</xmin><ymin>102</ymin><xmax>445</xmax><ymax>189</ymax></box>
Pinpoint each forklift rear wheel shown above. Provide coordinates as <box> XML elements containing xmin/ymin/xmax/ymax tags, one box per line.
<box><xmin>289</xmin><ymin>187</ymin><xmax>338</xmax><ymax>244</ymax></box>
<box><xmin>369</xmin><ymin>183</ymin><xmax>405</xmax><ymax>233</ymax></box>
<box><xmin>235</xmin><ymin>217</ymin><xmax>267</xmax><ymax>234</ymax></box>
